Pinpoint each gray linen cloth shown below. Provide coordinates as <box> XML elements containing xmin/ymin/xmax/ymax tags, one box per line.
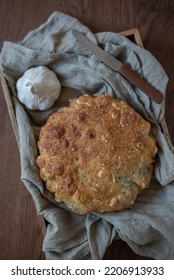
<box><xmin>1</xmin><ymin>11</ymin><xmax>174</xmax><ymax>260</ymax></box>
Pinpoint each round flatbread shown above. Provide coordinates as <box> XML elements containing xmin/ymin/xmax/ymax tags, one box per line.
<box><xmin>36</xmin><ymin>94</ymin><xmax>157</xmax><ymax>214</ymax></box>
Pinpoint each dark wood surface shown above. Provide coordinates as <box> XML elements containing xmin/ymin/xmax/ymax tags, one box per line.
<box><xmin>0</xmin><ymin>0</ymin><xmax>174</xmax><ymax>260</ymax></box>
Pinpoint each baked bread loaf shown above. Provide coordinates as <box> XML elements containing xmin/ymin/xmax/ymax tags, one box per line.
<box><xmin>36</xmin><ymin>94</ymin><xmax>157</xmax><ymax>214</ymax></box>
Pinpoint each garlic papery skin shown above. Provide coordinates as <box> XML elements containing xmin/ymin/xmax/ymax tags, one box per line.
<box><xmin>16</xmin><ymin>66</ymin><xmax>61</xmax><ymax>111</ymax></box>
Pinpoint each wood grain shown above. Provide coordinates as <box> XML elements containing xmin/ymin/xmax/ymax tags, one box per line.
<box><xmin>0</xmin><ymin>0</ymin><xmax>174</xmax><ymax>260</ymax></box>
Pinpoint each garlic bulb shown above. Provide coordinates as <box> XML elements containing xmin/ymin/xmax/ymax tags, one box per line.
<box><xmin>16</xmin><ymin>66</ymin><xmax>61</xmax><ymax>110</ymax></box>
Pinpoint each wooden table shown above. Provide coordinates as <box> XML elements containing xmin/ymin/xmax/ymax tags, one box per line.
<box><xmin>0</xmin><ymin>0</ymin><xmax>174</xmax><ymax>260</ymax></box>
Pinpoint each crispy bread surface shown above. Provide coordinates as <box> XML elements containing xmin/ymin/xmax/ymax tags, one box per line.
<box><xmin>36</xmin><ymin>94</ymin><xmax>157</xmax><ymax>214</ymax></box>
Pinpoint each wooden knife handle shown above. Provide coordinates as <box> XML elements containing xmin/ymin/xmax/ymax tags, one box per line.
<box><xmin>119</xmin><ymin>64</ymin><xmax>164</xmax><ymax>104</ymax></box>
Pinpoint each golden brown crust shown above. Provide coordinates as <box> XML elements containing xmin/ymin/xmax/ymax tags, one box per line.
<box><xmin>36</xmin><ymin>94</ymin><xmax>157</xmax><ymax>214</ymax></box>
